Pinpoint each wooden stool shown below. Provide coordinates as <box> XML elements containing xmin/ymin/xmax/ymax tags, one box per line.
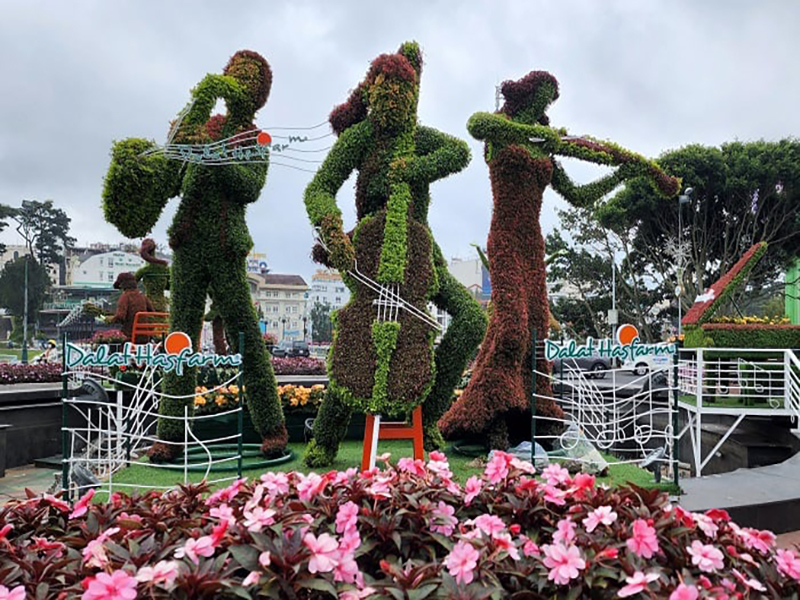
<box><xmin>361</xmin><ymin>405</ymin><xmax>424</xmax><ymax>471</ymax></box>
<box><xmin>130</xmin><ymin>312</ymin><xmax>170</xmax><ymax>345</ymax></box>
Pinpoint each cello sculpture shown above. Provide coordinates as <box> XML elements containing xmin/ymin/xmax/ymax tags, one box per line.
<box><xmin>304</xmin><ymin>42</ymin><xmax>485</xmax><ymax>466</ymax></box>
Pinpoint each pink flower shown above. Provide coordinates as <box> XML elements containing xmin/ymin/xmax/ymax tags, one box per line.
<box><xmin>0</xmin><ymin>586</ymin><xmax>25</xmax><ymax>600</ymax></box>
<box><xmin>626</xmin><ymin>519</ymin><xmax>659</xmax><ymax>559</ymax></box>
<box><xmin>135</xmin><ymin>560</ymin><xmax>179</xmax><ymax>589</ymax></box>
<box><xmin>464</xmin><ymin>476</ymin><xmax>482</xmax><ymax>505</ymax></box>
<box><xmin>669</xmin><ymin>583</ymin><xmax>699</xmax><ymax>600</ymax></box>
<box><xmin>29</xmin><ymin>537</ymin><xmax>65</xmax><ymax>556</ymax></box>
<box><xmin>553</xmin><ymin>518</ymin><xmax>576</xmax><ymax>545</ymax></box>
<box><xmin>42</xmin><ymin>493</ymin><xmax>70</xmax><ymax>512</ymax></box>
<box><xmin>692</xmin><ymin>512</ymin><xmax>718</xmax><ymax>539</ymax></box>
<box><xmin>543</xmin><ymin>484</ymin><xmax>567</xmax><ymax>506</ymax></box>
<box><xmin>542</xmin><ymin>463</ymin><xmax>571</xmax><ymax>486</ymax></box>
<box><xmin>444</xmin><ymin>540</ymin><xmax>480</xmax><ymax>585</ymax></box>
<box><xmin>618</xmin><ymin>571</ymin><xmax>659</xmax><ymax>597</ymax></box>
<box><xmin>397</xmin><ymin>457</ymin><xmax>427</xmax><ymax>476</ymax></box>
<box><xmin>210</xmin><ymin>503</ymin><xmax>236</xmax><ymax>527</ymax></box>
<box><xmin>174</xmin><ymin>536</ymin><xmax>216</xmax><ymax>564</ymax></box>
<box><xmin>520</xmin><ymin>536</ymin><xmax>540</xmax><ymax>557</ymax></box>
<box><xmin>70</xmin><ymin>488</ymin><xmax>96</xmax><ymax>519</ymax></box>
<box><xmin>427</xmin><ymin>452</ymin><xmax>453</xmax><ymax>479</ymax></box>
<box><xmin>242</xmin><ymin>571</ymin><xmax>260</xmax><ymax>587</ymax></box>
<box><xmin>429</xmin><ymin>450</ymin><xmax>447</xmax><ymax>462</ymax></box>
<box><xmin>336</xmin><ymin>501</ymin><xmax>360</xmax><ymax>535</ymax></box>
<box><xmin>686</xmin><ymin>540</ymin><xmax>724</xmax><ymax>573</ymax></box>
<box><xmin>205</xmin><ymin>478</ymin><xmax>246</xmax><ymax>506</ymax></box>
<box><xmin>304</xmin><ymin>532</ymin><xmax>339</xmax><ymax>574</ymax></box>
<box><xmin>334</xmin><ymin>551</ymin><xmax>362</xmax><ymax>586</ymax></box>
<box><xmin>739</xmin><ymin>527</ymin><xmax>776</xmax><ymax>554</ymax></box>
<box><xmin>82</xmin><ymin>570</ymin><xmax>138</xmax><ymax>600</ymax></box>
<box><xmin>776</xmin><ymin>548</ymin><xmax>800</xmax><ymax>581</ymax></box>
<box><xmin>260</xmin><ymin>472</ymin><xmax>290</xmax><ymax>497</ymax></box>
<box><xmin>243</xmin><ymin>506</ymin><xmax>276</xmax><ymax>533</ymax></box>
<box><xmin>82</xmin><ymin>539</ymin><xmax>109</xmax><ymax>568</ymax></box>
<box><xmin>0</xmin><ymin>524</ymin><xmax>12</xmax><ymax>540</ymax></box>
<box><xmin>368</xmin><ymin>474</ymin><xmax>394</xmax><ymax>499</ymax></box>
<box><xmin>484</xmin><ymin>453</ymin><xmax>510</xmax><ymax>483</ymax></box>
<box><xmin>297</xmin><ymin>472</ymin><xmax>327</xmax><ymax>502</ymax></box>
<box><xmin>731</xmin><ymin>568</ymin><xmax>766</xmax><ymax>592</ymax></box>
<box><xmin>492</xmin><ymin>532</ymin><xmax>520</xmax><ymax>560</ymax></box>
<box><xmin>583</xmin><ymin>506</ymin><xmax>618</xmax><ymax>533</ymax></box>
<box><xmin>542</xmin><ymin>543</ymin><xmax>585</xmax><ymax>586</ymax></box>
<box><xmin>333</xmin><ymin>467</ymin><xmax>358</xmax><ymax>486</ymax></box>
<box><xmin>259</xmin><ymin>551</ymin><xmax>271</xmax><ymax>568</ymax></box>
<box><xmin>570</xmin><ymin>473</ymin><xmax>595</xmax><ymax>495</ymax></box>
<box><xmin>339</xmin><ymin>528</ymin><xmax>361</xmax><ymax>554</ymax></box>
<box><xmin>431</xmin><ymin>501</ymin><xmax>458</xmax><ymax>536</ymax></box>
<box><xmin>472</xmin><ymin>514</ymin><xmax>505</xmax><ymax>536</ymax></box>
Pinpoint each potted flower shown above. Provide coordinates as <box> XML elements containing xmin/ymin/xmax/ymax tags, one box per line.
<box><xmin>263</xmin><ymin>332</ymin><xmax>277</xmax><ymax>353</ymax></box>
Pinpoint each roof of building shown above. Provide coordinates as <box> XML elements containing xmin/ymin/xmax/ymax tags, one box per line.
<box><xmin>262</xmin><ymin>274</ymin><xmax>308</xmax><ymax>287</ymax></box>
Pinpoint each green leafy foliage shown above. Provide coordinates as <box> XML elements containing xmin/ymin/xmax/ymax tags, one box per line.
<box><xmin>0</xmin><ymin>256</ymin><xmax>50</xmax><ymax>322</ymax></box>
<box><xmin>309</xmin><ymin>301</ymin><xmax>333</xmax><ymax>343</ymax></box>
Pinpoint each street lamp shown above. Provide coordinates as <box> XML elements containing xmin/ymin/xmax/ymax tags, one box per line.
<box><xmin>676</xmin><ymin>187</ymin><xmax>693</xmax><ymax>340</ymax></box>
<box><xmin>302</xmin><ymin>316</ymin><xmax>308</xmax><ymax>341</ymax></box>
<box><xmin>281</xmin><ymin>317</ymin><xmax>287</xmax><ymax>341</ymax></box>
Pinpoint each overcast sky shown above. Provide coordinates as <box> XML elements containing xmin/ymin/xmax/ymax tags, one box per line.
<box><xmin>1</xmin><ymin>0</ymin><xmax>798</xmax><ymax>280</ymax></box>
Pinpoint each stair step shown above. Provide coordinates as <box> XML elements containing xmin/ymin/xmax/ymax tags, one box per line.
<box><xmin>34</xmin><ymin>455</ymin><xmax>62</xmax><ymax>469</ymax></box>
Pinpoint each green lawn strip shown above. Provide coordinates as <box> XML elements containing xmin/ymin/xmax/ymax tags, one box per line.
<box><xmin>0</xmin><ymin>348</ymin><xmax>43</xmax><ymax>361</ymax></box>
<box><xmin>100</xmin><ymin>440</ymin><xmax>672</xmax><ymax>498</ymax></box>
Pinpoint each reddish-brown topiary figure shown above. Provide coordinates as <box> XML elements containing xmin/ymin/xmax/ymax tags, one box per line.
<box><xmin>441</xmin><ymin>71</ymin><xmax>679</xmax><ymax>449</ymax></box>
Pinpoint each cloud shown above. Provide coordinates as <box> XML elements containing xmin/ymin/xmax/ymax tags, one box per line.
<box><xmin>1</xmin><ymin>0</ymin><xmax>798</xmax><ymax>279</ymax></box>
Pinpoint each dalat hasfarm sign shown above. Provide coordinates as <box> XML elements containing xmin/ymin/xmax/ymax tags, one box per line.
<box><xmin>65</xmin><ymin>332</ymin><xmax>242</xmax><ymax>375</ymax></box>
<box><xmin>544</xmin><ymin>324</ymin><xmax>676</xmax><ymax>363</ymax></box>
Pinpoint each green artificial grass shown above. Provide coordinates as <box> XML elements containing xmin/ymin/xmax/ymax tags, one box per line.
<box><xmin>102</xmin><ymin>439</ymin><xmax>678</xmax><ymax>497</ymax></box>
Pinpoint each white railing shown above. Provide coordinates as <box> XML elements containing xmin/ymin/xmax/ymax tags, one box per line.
<box><xmin>536</xmin><ymin>360</ymin><xmax>676</xmax><ymax>482</ymax></box>
<box><xmin>61</xmin><ymin>367</ymin><xmax>244</xmax><ymax>499</ymax></box>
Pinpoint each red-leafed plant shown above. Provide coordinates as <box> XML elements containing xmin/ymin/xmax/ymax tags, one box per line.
<box><xmin>0</xmin><ymin>363</ymin><xmax>62</xmax><ymax>384</ymax></box>
<box><xmin>1</xmin><ymin>453</ymin><xmax>798</xmax><ymax>598</ymax></box>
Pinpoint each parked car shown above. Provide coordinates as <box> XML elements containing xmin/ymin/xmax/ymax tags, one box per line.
<box><xmin>271</xmin><ymin>340</ymin><xmax>310</xmax><ymax>358</ymax></box>
<box><xmin>623</xmin><ymin>348</ymin><xmax>673</xmax><ymax>376</ymax></box>
<box><xmin>552</xmin><ymin>352</ymin><xmax>610</xmax><ymax>379</ymax></box>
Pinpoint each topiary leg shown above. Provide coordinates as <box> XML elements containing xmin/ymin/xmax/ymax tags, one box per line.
<box><xmin>211</xmin><ymin>262</ymin><xmax>287</xmax><ymax>458</ymax></box>
<box><xmin>305</xmin><ymin>387</ymin><xmax>352</xmax><ymax>468</ymax></box>
<box><xmin>422</xmin><ymin>249</ymin><xmax>487</xmax><ymax>450</ymax></box>
<box><xmin>151</xmin><ymin>250</ymin><xmax>208</xmax><ymax>463</ymax></box>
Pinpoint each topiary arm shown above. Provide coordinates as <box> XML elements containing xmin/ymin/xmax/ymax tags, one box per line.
<box><xmin>554</xmin><ymin>136</ymin><xmax>680</xmax><ymax>198</ymax></box>
<box><xmin>304</xmin><ymin>122</ymin><xmax>370</xmax><ymax>272</ymax></box>
<box><xmin>550</xmin><ymin>159</ymin><xmax>632</xmax><ymax>207</ymax></box>
<box><xmin>467</xmin><ymin>112</ymin><xmax>560</xmax><ymax>150</ymax></box>
<box><xmin>409</xmin><ymin>126</ymin><xmax>471</xmax><ymax>183</ymax></box>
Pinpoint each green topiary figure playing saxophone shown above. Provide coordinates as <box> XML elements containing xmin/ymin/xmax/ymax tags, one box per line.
<box><xmin>303</xmin><ymin>41</ymin><xmax>486</xmax><ymax>466</ymax></box>
<box><xmin>102</xmin><ymin>50</ymin><xmax>286</xmax><ymax>460</ymax></box>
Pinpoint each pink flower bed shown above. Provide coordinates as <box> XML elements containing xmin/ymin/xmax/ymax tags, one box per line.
<box><xmin>0</xmin><ymin>363</ymin><xmax>62</xmax><ymax>384</ymax></box>
<box><xmin>271</xmin><ymin>356</ymin><xmax>326</xmax><ymax>375</ymax></box>
<box><xmin>1</xmin><ymin>453</ymin><xmax>799</xmax><ymax>598</ymax></box>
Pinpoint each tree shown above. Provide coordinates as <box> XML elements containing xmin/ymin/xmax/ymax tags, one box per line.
<box><xmin>598</xmin><ymin>140</ymin><xmax>800</xmax><ymax>316</ymax></box>
<box><xmin>309</xmin><ymin>301</ymin><xmax>333</xmax><ymax>343</ymax></box>
<box><xmin>9</xmin><ymin>199</ymin><xmax>76</xmax><ymax>270</ymax></box>
<box><xmin>0</xmin><ymin>256</ymin><xmax>50</xmax><ymax>322</ymax></box>
<box><xmin>0</xmin><ymin>204</ymin><xmax>14</xmax><ymax>256</ymax></box>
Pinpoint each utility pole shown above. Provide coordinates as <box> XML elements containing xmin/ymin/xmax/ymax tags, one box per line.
<box><xmin>22</xmin><ymin>253</ymin><xmax>28</xmax><ymax>364</ymax></box>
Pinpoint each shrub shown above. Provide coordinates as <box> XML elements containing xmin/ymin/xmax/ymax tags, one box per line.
<box><xmin>1</xmin><ymin>453</ymin><xmax>798</xmax><ymax>598</ymax></box>
<box><xmin>0</xmin><ymin>363</ymin><xmax>62</xmax><ymax>384</ymax></box>
<box><xmin>262</xmin><ymin>332</ymin><xmax>277</xmax><ymax>346</ymax></box>
<box><xmin>687</xmin><ymin>323</ymin><xmax>800</xmax><ymax>349</ymax></box>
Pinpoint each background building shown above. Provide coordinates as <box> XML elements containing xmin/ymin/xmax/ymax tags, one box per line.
<box><xmin>249</xmin><ymin>273</ymin><xmax>309</xmax><ymax>342</ymax></box>
<box><xmin>310</xmin><ymin>269</ymin><xmax>350</xmax><ymax>310</ymax></box>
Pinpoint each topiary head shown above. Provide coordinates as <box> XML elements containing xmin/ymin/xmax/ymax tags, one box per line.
<box><xmin>223</xmin><ymin>50</ymin><xmax>273</xmax><ymax>117</ymax></box>
<box><xmin>499</xmin><ymin>71</ymin><xmax>560</xmax><ymax>125</ymax></box>
<box><xmin>329</xmin><ymin>41</ymin><xmax>422</xmax><ymax>135</ymax></box>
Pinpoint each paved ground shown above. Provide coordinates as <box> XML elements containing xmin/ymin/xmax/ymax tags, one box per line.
<box><xmin>0</xmin><ymin>464</ymin><xmax>58</xmax><ymax>502</ymax></box>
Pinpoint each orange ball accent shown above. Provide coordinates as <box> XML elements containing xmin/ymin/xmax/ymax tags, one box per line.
<box><xmin>616</xmin><ymin>324</ymin><xmax>639</xmax><ymax>346</ymax></box>
<box><xmin>165</xmin><ymin>331</ymin><xmax>192</xmax><ymax>355</ymax></box>
<box><xmin>256</xmin><ymin>131</ymin><xmax>272</xmax><ymax>146</ymax></box>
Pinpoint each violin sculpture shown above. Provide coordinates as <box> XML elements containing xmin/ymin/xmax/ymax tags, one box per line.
<box><xmin>440</xmin><ymin>70</ymin><xmax>679</xmax><ymax>450</ymax></box>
